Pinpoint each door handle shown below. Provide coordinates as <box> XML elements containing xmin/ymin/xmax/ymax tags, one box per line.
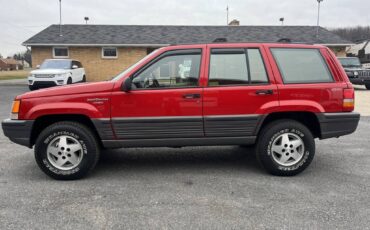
<box><xmin>255</xmin><ymin>89</ymin><xmax>273</xmax><ymax>95</ymax></box>
<box><xmin>182</xmin><ymin>93</ymin><xmax>201</xmax><ymax>99</ymax></box>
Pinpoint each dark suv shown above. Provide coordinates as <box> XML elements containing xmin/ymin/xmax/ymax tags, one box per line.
<box><xmin>2</xmin><ymin>43</ymin><xmax>360</xmax><ymax>180</ymax></box>
<box><xmin>338</xmin><ymin>57</ymin><xmax>370</xmax><ymax>89</ymax></box>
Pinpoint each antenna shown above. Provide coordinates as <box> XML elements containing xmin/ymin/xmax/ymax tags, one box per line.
<box><xmin>226</xmin><ymin>5</ymin><xmax>229</xmax><ymax>25</ymax></box>
<box><xmin>59</xmin><ymin>0</ymin><xmax>62</xmax><ymax>36</ymax></box>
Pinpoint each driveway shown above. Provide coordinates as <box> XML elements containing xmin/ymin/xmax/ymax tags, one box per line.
<box><xmin>0</xmin><ymin>85</ymin><xmax>369</xmax><ymax>229</ymax></box>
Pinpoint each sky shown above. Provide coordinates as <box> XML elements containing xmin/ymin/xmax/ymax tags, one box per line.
<box><xmin>0</xmin><ymin>0</ymin><xmax>369</xmax><ymax>56</ymax></box>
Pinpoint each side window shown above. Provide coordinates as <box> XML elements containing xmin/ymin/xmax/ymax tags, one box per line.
<box><xmin>77</xmin><ymin>61</ymin><xmax>83</xmax><ymax>68</ymax></box>
<box><xmin>209</xmin><ymin>48</ymin><xmax>268</xmax><ymax>86</ymax></box>
<box><xmin>271</xmin><ymin>48</ymin><xmax>333</xmax><ymax>84</ymax></box>
<box><xmin>72</xmin><ymin>61</ymin><xmax>77</xmax><ymax>68</ymax></box>
<box><xmin>132</xmin><ymin>50</ymin><xmax>201</xmax><ymax>89</ymax></box>
<box><xmin>248</xmin><ymin>49</ymin><xmax>268</xmax><ymax>84</ymax></box>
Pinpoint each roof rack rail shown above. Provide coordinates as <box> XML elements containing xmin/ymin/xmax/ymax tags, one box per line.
<box><xmin>213</xmin><ymin>38</ymin><xmax>228</xmax><ymax>43</ymax></box>
<box><xmin>277</xmin><ymin>38</ymin><xmax>292</xmax><ymax>43</ymax></box>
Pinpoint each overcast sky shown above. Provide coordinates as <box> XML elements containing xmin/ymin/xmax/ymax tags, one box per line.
<box><xmin>0</xmin><ymin>0</ymin><xmax>369</xmax><ymax>56</ymax></box>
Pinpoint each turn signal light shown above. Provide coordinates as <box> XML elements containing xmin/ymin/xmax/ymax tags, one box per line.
<box><xmin>11</xmin><ymin>100</ymin><xmax>20</xmax><ymax>114</ymax></box>
<box><xmin>11</xmin><ymin>100</ymin><xmax>20</xmax><ymax>120</ymax></box>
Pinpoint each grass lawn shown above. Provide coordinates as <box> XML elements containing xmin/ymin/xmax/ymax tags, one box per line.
<box><xmin>0</xmin><ymin>69</ymin><xmax>30</xmax><ymax>80</ymax></box>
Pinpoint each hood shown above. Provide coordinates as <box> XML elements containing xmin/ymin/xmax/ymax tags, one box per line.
<box><xmin>30</xmin><ymin>69</ymin><xmax>71</xmax><ymax>75</ymax></box>
<box><xmin>17</xmin><ymin>81</ymin><xmax>115</xmax><ymax>99</ymax></box>
<box><xmin>343</xmin><ymin>67</ymin><xmax>364</xmax><ymax>71</ymax></box>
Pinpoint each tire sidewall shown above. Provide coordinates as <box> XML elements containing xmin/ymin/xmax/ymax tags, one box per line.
<box><xmin>258</xmin><ymin>121</ymin><xmax>315</xmax><ymax>175</ymax></box>
<box><xmin>35</xmin><ymin>124</ymin><xmax>98</xmax><ymax>179</ymax></box>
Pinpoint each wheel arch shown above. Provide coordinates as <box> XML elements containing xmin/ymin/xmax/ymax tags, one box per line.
<box><xmin>30</xmin><ymin>114</ymin><xmax>102</xmax><ymax>147</ymax></box>
<box><xmin>256</xmin><ymin>112</ymin><xmax>322</xmax><ymax>138</ymax></box>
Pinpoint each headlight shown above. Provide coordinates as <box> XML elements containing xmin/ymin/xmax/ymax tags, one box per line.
<box><xmin>11</xmin><ymin>100</ymin><xmax>20</xmax><ymax>120</ymax></box>
<box><xmin>346</xmin><ymin>72</ymin><xmax>354</xmax><ymax>77</ymax></box>
<box><xmin>55</xmin><ymin>74</ymin><xmax>67</xmax><ymax>78</ymax></box>
<box><xmin>354</xmin><ymin>71</ymin><xmax>359</xmax><ymax>76</ymax></box>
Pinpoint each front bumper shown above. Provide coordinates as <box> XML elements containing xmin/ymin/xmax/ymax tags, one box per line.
<box><xmin>28</xmin><ymin>76</ymin><xmax>67</xmax><ymax>88</ymax></box>
<box><xmin>348</xmin><ymin>77</ymin><xmax>370</xmax><ymax>85</ymax></box>
<box><xmin>317</xmin><ymin>112</ymin><xmax>360</xmax><ymax>139</ymax></box>
<box><xmin>1</xmin><ymin>119</ymin><xmax>34</xmax><ymax>148</ymax></box>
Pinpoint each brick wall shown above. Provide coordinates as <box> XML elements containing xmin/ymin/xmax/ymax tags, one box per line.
<box><xmin>31</xmin><ymin>46</ymin><xmax>148</xmax><ymax>81</ymax></box>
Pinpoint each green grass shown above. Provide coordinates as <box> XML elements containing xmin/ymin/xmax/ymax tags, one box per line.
<box><xmin>0</xmin><ymin>70</ymin><xmax>30</xmax><ymax>80</ymax></box>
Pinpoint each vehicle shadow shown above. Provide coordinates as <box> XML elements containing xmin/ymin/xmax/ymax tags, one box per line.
<box><xmin>94</xmin><ymin>145</ymin><xmax>263</xmax><ymax>175</ymax></box>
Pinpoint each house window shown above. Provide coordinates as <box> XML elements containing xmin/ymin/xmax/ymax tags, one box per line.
<box><xmin>53</xmin><ymin>47</ymin><xmax>69</xmax><ymax>58</ymax></box>
<box><xmin>102</xmin><ymin>47</ymin><xmax>118</xmax><ymax>58</ymax></box>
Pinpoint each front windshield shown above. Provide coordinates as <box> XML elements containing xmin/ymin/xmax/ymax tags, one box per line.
<box><xmin>40</xmin><ymin>60</ymin><xmax>71</xmax><ymax>69</ymax></box>
<box><xmin>111</xmin><ymin>48</ymin><xmax>163</xmax><ymax>81</ymax></box>
<box><xmin>338</xmin><ymin>58</ymin><xmax>361</xmax><ymax>67</ymax></box>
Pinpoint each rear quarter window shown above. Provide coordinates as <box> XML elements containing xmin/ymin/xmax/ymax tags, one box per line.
<box><xmin>271</xmin><ymin>48</ymin><xmax>333</xmax><ymax>84</ymax></box>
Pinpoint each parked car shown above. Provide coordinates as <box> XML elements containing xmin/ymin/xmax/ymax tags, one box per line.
<box><xmin>28</xmin><ymin>59</ymin><xmax>86</xmax><ymax>91</ymax></box>
<box><xmin>2</xmin><ymin>43</ymin><xmax>360</xmax><ymax>180</ymax></box>
<box><xmin>338</xmin><ymin>57</ymin><xmax>370</xmax><ymax>89</ymax></box>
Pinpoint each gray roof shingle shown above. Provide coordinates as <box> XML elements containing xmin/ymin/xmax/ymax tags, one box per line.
<box><xmin>23</xmin><ymin>24</ymin><xmax>351</xmax><ymax>46</ymax></box>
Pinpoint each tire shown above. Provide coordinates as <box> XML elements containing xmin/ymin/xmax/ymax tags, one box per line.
<box><xmin>34</xmin><ymin>122</ymin><xmax>100</xmax><ymax>180</ymax></box>
<box><xmin>365</xmin><ymin>84</ymin><xmax>370</xmax><ymax>90</ymax></box>
<box><xmin>82</xmin><ymin>75</ymin><xmax>86</xmax><ymax>82</ymax></box>
<box><xmin>29</xmin><ymin>85</ymin><xmax>37</xmax><ymax>91</ymax></box>
<box><xmin>256</xmin><ymin>119</ymin><xmax>315</xmax><ymax>176</ymax></box>
<box><xmin>67</xmin><ymin>77</ymin><xmax>72</xmax><ymax>84</ymax></box>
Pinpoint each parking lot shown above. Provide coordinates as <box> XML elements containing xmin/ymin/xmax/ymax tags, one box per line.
<box><xmin>0</xmin><ymin>85</ymin><xmax>369</xmax><ymax>229</ymax></box>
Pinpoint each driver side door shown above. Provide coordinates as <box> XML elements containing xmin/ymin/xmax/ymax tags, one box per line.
<box><xmin>110</xmin><ymin>47</ymin><xmax>205</xmax><ymax>140</ymax></box>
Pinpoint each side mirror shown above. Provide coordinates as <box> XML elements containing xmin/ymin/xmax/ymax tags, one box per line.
<box><xmin>121</xmin><ymin>77</ymin><xmax>132</xmax><ymax>92</ymax></box>
<box><xmin>36</xmin><ymin>65</ymin><xmax>40</xmax><ymax>69</ymax></box>
<box><xmin>72</xmin><ymin>65</ymin><xmax>78</xmax><ymax>69</ymax></box>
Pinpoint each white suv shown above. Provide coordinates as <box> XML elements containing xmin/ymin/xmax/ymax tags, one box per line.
<box><xmin>28</xmin><ymin>59</ymin><xmax>86</xmax><ymax>90</ymax></box>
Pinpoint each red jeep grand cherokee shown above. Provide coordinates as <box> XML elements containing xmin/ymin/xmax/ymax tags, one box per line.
<box><xmin>2</xmin><ymin>43</ymin><xmax>360</xmax><ymax>180</ymax></box>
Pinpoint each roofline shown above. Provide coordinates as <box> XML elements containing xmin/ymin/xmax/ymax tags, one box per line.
<box><xmin>23</xmin><ymin>42</ymin><xmax>354</xmax><ymax>47</ymax></box>
<box><xmin>317</xmin><ymin>43</ymin><xmax>354</xmax><ymax>46</ymax></box>
<box><xmin>22</xmin><ymin>43</ymin><xmax>169</xmax><ymax>47</ymax></box>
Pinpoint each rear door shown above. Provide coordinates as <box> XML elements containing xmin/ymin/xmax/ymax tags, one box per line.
<box><xmin>71</xmin><ymin>60</ymin><xmax>84</xmax><ymax>82</ymax></box>
<box><xmin>202</xmin><ymin>44</ymin><xmax>279</xmax><ymax>138</ymax></box>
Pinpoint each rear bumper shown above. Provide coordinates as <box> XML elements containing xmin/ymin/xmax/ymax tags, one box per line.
<box><xmin>317</xmin><ymin>112</ymin><xmax>360</xmax><ymax>139</ymax></box>
<box><xmin>1</xmin><ymin>119</ymin><xmax>34</xmax><ymax>148</ymax></box>
<box><xmin>349</xmin><ymin>77</ymin><xmax>370</xmax><ymax>85</ymax></box>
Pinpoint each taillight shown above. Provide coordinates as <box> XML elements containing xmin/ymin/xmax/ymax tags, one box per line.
<box><xmin>343</xmin><ymin>88</ymin><xmax>354</xmax><ymax>112</ymax></box>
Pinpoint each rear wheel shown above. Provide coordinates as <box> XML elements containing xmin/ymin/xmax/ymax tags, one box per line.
<box><xmin>34</xmin><ymin>122</ymin><xmax>100</xmax><ymax>180</ymax></box>
<box><xmin>365</xmin><ymin>84</ymin><xmax>370</xmax><ymax>90</ymax></box>
<box><xmin>82</xmin><ymin>75</ymin><xmax>86</xmax><ymax>82</ymax></box>
<box><xmin>256</xmin><ymin>119</ymin><xmax>315</xmax><ymax>176</ymax></box>
<box><xmin>67</xmin><ymin>77</ymin><xmax>72</xmax><ymax>84</ymax></box>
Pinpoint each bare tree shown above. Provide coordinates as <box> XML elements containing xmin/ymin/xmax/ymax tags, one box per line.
<box><xmin>330</xmin><ymin>26</ymin><xmax>370</xmax><ymax>42</ymax></box>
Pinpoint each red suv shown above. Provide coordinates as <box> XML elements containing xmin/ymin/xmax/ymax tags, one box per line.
<box><xmin>2</xmin><ymin>43</ymin><xmax>360</xmax><ymax>180</ymax></box>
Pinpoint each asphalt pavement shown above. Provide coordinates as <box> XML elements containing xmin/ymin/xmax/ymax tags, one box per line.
<box><xmin>0</xmin><ymin>85</ymin><xmax>369</xmax><ymax>229</ymax></box>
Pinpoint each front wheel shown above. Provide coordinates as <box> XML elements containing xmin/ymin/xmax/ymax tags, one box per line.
<box><xmin>256</xmin><ymin>119</ymin><xmax>315</xmax><ymax>176</ymax></box>
<box><xmin>365</xmin><ymin>84</ymin><xmax>370</xmax><ymax>90</ymax></box>
<box><xmin>34</xmin><ymin>122</ymin><xmax>100</xmax><ymax>180</ymax></box>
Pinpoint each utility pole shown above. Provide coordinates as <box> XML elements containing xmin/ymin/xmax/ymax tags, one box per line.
<box><xmin>316</xmin><ymin>0</ymin><xmax>323</xmax><ymax>39</ymax></box>
<box><xmin>59</xmin><ymin>0</ymin><xmax>62</xmax><ymax>36</ymax></box>
<box><xmin>226</xmin><ymin>5</ymin><xmax>229</xmax><ymax>25</ymax></box>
